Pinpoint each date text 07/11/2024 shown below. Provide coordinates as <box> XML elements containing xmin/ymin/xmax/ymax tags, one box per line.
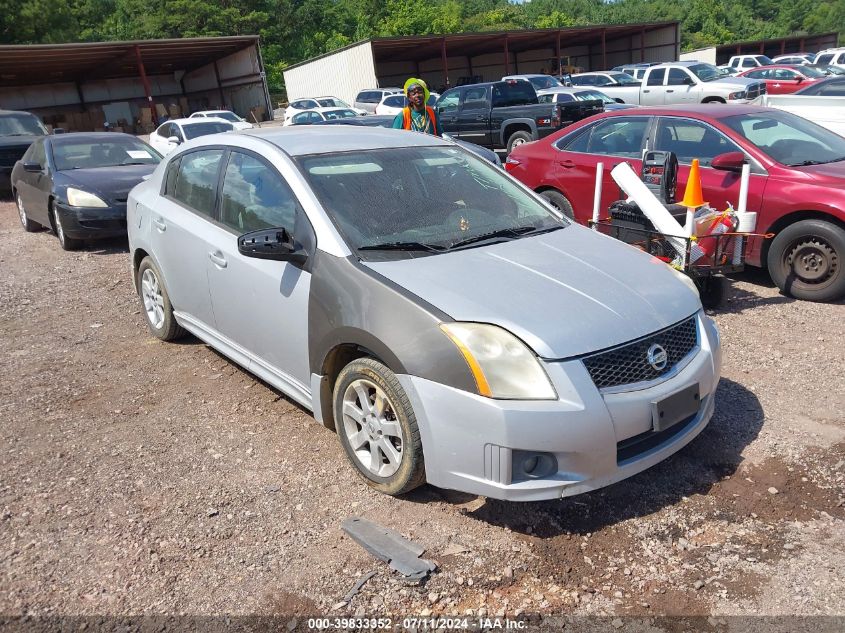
<box><xmin>306</xmin><ymin>617</ymin><xmax>529</xmax><ymax>630</ymax></box>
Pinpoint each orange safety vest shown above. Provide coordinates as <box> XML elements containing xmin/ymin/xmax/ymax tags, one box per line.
<box><xmin>402</xmin><ymin>106</ymin><xmax>438</xmax><ymax>134</ymax></box>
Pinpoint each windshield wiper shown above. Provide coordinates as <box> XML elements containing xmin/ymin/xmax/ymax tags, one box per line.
<box><xmin>358</xmin><ymin>241</ymin><xmax>446</xmax><ymax>253</ymax></box>
<box><xmin>448</xmin><ymin>225</ymin><xmax>561</xmax><ymax>250</ymax></box>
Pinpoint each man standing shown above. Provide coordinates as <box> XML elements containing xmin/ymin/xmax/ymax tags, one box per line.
<box><xmin>392</xmin><ymin>78</ymin><xmax>442</xmax><ymax>136</ymax></box>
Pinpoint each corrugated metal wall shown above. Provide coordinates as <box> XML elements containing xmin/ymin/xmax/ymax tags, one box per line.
<box><xmin>283</xmin><ymin>41</ymin><xmax>378</xmax><ymax>105</ymax></box>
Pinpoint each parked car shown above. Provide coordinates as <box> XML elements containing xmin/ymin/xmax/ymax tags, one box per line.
<box><xmin>636</xmin><ymin>62</ymin><xmax>766</xmax><ymax>105</ymax></box>
<box><xmin>726</xmin><ymin>55</ymin><xmax>774</xmax><ymax>70</ymax></box>
<box><xmin>612</xmin><ymin>63</ymin><xmax>660</xmax><ymax>81</ymax></box>
<box><xmin>354</xmin><ymin>88</ymin><xmax>403</xmax><ymax>113</ymax></box>
<box><xmin>759</xmin><ymin>77</ymin><xmax>845</xmax><ymax>136</ymax></box>
<box><xmin>374</xmin><ymin>92</ymin><xmax>440</xmax><ymax>116</ymax></box>
<box><xmin>149</xmin><ymin>118</ymin><xmax>233</xmax><ymax>156</ymax></box>
<box><xmin>127</xmin><ymin>125</ymin><xmax>720</xmax><ymax>501</ymax></box>
<box><xmin>284</xmin><ymin>96</ymin><xmax>365</xmax><ymax>121</ymax></box>
<box><xmin>806</xmin><ymin>64</ymin><xmax>845</xmax><ymax>76</ymax></box>
<box><xmin>283</xmin><ymin>107</ymin><xmax>361</xmax><ymax>126</ymax></box>
<box><xmin>813</xmin><ymin>47</ymin><xmax>845</xmax><ymax>69</ymax></box>
<box><xmin>12</xmin><ymin>132</ymin><xmax>160</xmax><ymax>250</ymax></box>
<box><xmin>537</xmin><ymin>87</ymin><xmax>636</xmax><ymax>111</ymax></box>
<box><xmin>505</xmin><ymin>105</ymin><xmax>845</xmax><ymax>302</ymax></box>
<box><xmin>794</xmin><ymin>75</ymin><xmax>845</xmax><ymax>96</ymax></box>
<box><xmin>772</xmin><ymin>53</ymin><xmax>815</xmax><ymax>65</ymax></box>
<box><xmin>501</xmin><ymin>74</ymin><xmax>563</xmax><ymax>91</ymax></box>
<box><xmin>568</xmin><ymin>72</ymin><xmax>642</xmax><ymax>103</ymax></box>
<box><xmin>1</xmin><ymin>109</ymin><xmax>49</xmax><ymax>193</ymax></box>
<box><xmin>436</xmin><ymin>79</ymin><xmax>601</xmax><ymax>153</ymax></box>
<box><xmin>312</xmin><ymin>114</ymin><xmax>502</xmax><ymax>167</ymax></box>
<box><xmin>738</xmin><ymin>64</ymin><xmax>826</xmax><ymax>94</ymax></box>
<box><xmin>189</xmin><ymin>110</ymin><xmax>253</xmax><ymax>130</ymax></box>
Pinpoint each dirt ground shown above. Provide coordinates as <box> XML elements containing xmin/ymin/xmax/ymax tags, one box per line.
<box><xmin>1</xmin><ymin>198</ymin><xmax>843</xmax><ymax>630</ymax></box>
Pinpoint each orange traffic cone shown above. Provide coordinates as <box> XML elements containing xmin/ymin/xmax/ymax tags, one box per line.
<box><xmin>680</xmin><ymin>159</ymin><xmax>706</xmax><ymax>208</ymax></box>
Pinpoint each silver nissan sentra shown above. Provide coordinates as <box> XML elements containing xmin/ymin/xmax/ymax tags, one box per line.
<box><xmin>127</xmin><ymin>126</ymin><xmax>721</xmax><ymax>502</ymax></box>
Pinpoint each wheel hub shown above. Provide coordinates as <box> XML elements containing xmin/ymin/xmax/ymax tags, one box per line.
<box><xmin>342</xmin><ymin>379</ymin><xmax>403</xmax><ymax>478</ymax></box>
<box><xmin>787</xmin><ymin>239</ymin><xmax>836</xmax><ymax>284</ymax></box>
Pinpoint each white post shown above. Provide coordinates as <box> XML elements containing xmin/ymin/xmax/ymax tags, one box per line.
<box><xmin>733</xmin><ymin>163</ymin><xmax>752</xmax><ymax>264</ymax></box>
<box><xmin>592</xmin><ymin>162</ymin><xmax>604</xmax><ymax>230</ymax></box>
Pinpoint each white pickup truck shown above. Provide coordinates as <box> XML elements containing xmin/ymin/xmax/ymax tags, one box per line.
<box><xmin>637</xmin><ymin>62</ymin><xmax>767</xmax><ymax>105</ymax></box>
<box><xmin>757</xmin><ymin>95</ymin><xmax>845</xmax><ymax>136</ymax></box>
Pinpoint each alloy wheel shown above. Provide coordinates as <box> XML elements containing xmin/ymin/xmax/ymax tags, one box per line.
<box><xmin>341</xmin><ymin>378</ymin><xmax>404</xmax><ymax>478</ymax></box>
<box><xmin>16</xmin><ymin>194</ymin><xmax>27</xmax><ymax>227</ymax></box>
<box><xmin>140</xmin><ymin>268</ymin><xmax>166</xmax><ymax>330</ymax></box>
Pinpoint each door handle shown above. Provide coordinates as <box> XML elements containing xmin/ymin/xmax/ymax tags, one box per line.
<box><xmin>208</xmin><ymin>251</ymin><xmax>227</xmax><ymax>268</ymax></box>
<box><xmin>666</xmin><ymin>89</ymin><xmax>674</xmax><ymax>93</ymax></box>
<box><xmin>152</xmin><ymin>217</ymin><xmax>166</xmax><ymax>231</ymax></box>
<box><xmin>558</xmin><ymin>159</ymin><xmax>575</xmax><ymax>168</ymax></box>
<box><xmin>474</xmin><ymin>115</ymin><xmax>487</xmax><ymax>121</ymax></box>
<box><xmin>643</xmin><ymin>89</ymin><xmax>650</xmax><ymax>93</ymax></box>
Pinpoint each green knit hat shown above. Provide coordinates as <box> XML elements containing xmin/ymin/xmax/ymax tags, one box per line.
<box><xmin>403</xmin><ymin>77</ymin><xmax>430</xmax><ymax>103</ymax></box>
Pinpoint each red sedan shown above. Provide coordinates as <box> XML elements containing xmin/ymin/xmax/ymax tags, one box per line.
<box><xmin>738</xmin><ymin>64</ymin><xmax>826</xmax><ymax>94</ymax></box>
<box><xmin>505</xmin><ymin>105</ymin><xmax>845</xmax><ymax>302</ymax></box>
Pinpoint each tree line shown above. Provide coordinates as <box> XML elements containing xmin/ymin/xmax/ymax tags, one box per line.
<box><xmin>1</xmin><ymin>0</ymin><xmax>842</xmax><ymax>92</ymax></box>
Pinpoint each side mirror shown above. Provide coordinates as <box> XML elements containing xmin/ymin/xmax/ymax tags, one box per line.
<box><xmin>167</xmin><ymin>136</ymin><xmax>181</xmax><ymax>145</ymax></box>
<box><xmin>52</xmin><ymin>128</ymin><xmax>66</xmax><ymax>135</ymax></box>
<box><xmin>23</xmin><ymin>161</ymin><xmax>43</xmax><ymax>173</ymax></box>
<box><xmin>711</xmin><ymin>151</ymin><xmax>747</xmax><ymax>173</ymax></box>
<box><xmin>238</xmin><ymin>227</ymin><xmax>307</xmax><ymax>264</ymax></box>
<box><xmin>684</xmin><ymin>76</ymin><xmax>696</xmax><ymax>85</ymax></box>
<box><xmin>796</xmin><ymin>77</ymin><xmax>804</xmax><ymax>83</ymax></box>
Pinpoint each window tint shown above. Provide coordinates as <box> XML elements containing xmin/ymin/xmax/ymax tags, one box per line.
<box><xmin>26</xmin><ymin>139</ymin><xmax>46</xmax><ymax>166</ymax></box>
<box><xmin>646</xmin><ymin>69</ymin><xmax>666</xmax><ymax>86</ymax></box>
<box><xmin>742</xmin><ymin>59</ymin><xmax>756</xmax><ymax>68</ymax></box>
<box><xmin>745</xmin><ymin>69</ymin><xmax>767</xmax><ymax>79</ymax></box>
<box><xmin>172</xmin><ymin>150</ymin><xmax>224</xmax><ymax>216</ymax></box>
<box><xmin>556</xmin><ymin>93</ymin><xmax>575</xmax><ymax>102</ymax></box>
<box><xmin>667</xmin><ymin>68</ymin><xmax>690</xmax><ymax>86</ymax></box>
<box><xmin>437</xmin><ymin>90</ymin><xmax>460</xmax><ymax>113</ymax></box>
<box><xmin>157</xmin><ymin>123</ymin><xmax>171</xmax><ymax>137</ymax></box>
<box><xmin>461</xmin><ymin>86</ymin><xmax>488</xmax><ymax>110</ymax></box>
<box><xmin>565</xmin><ymin>117</ymin><xmax>650</xmax><ymax>157</ymax></box>
<box><xmin>383</xmin><ymin>95</ymin><xmax>405</xmax><ymax>107</ymax></box>
<box><xmin>491</xmin><ymin>81</ymin><xmax>537</xmax><ymax>107</ymax></box>
<box><xmin>773</xmin><ymin>69</ymin><xmax>797</xmax><ymax>80</ymax></box>
<box><xmin>538</xmin><ymin>94</ymin><xmax>552</xmax><ymax>104</ymax></box>
<box><xmin>182</xmin><ymin>121</ymin><xmax>231</xmax><ymax>139</ymax></box>
<box><xmin>164</xmin><ymin>157</ymin><xmax>180</xmax><ymax>196</ymax></box>
<box><xmin>654</xmin><ymin>118</ymin><xmax>740</xmax><ymax>165</ymax></box>
<box><xmin>220</xmin><ymin>151</ymin><xmax>299</xmax><ymax>233</ymax></box>
<box><xmin>816</xmin><ymin>54</ymin><xmax>834</xmax><ymax>65</ymax></box>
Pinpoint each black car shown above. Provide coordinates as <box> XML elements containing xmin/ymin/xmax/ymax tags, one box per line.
<box><xmin>795</xmin><ymin>75</ymin><xmax>845</xmax><ymax>96</ymax></box>
<box><xmin>313</xmin><ymin>114</ymin><xmax>503</xmax><ymax>167</ymax></box>
<box><xmin>1</xmin><ymin>110</ymin><xmax>49</xmax><ymax>193</ymax></box>
<box><xmin>12</xmin><ymin>133</ymin><xmax>161</xmax><ymax>250</ymax></box>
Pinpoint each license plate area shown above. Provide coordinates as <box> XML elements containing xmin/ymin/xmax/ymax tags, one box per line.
<box><xmin>652</xmin><ymin>383</ymin><xmax>701</xmax><ymax>432</ymax></box>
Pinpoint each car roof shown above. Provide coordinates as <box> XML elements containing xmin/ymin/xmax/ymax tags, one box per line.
<box><xmin>241</xmin><ymin>125</ymin><xmax>448</xmax><ymax>156</ymax></box>
<box><xmin>49</xmin><ymin>132</ymin><xmax>141</xmax><ymax>144</ymax></box>
<box><xmin>597</xmin><ymin>103</ymin><xmax>773</xmax><ymax>118</ymax></box>
<box><xmin>302</xmin><ymin>107</ymin><xmax>358</xmax><ymax>113</ymax></box>
<box><xmin>169</xmin><ymin>117</ymin><xmax>231</xmax><ymax>125</ymax></box>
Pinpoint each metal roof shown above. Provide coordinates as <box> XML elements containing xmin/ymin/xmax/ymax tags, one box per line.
<box><xmin>0</xmin><ymin>36</ymin><xmax>259</xmax><ymax>87</ymax></box>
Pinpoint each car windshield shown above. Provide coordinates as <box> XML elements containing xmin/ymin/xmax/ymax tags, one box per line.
<box><xmin>324</xmin><ymin>109</ymin><xmax>358</xmax><ymax>120</ymax></box>
<box><xmin>52</xmin><ymin>137</ymin><xmax>161</xmax><ymax>171</ymax></box>
<box><xmin>755</xmin><ymin>56</ymin><xmax>774</xmax><ymax>65</ymax></box>
<box><xmin>208</xmin><ymin>111</ymin><xmax>242</xmax><ymax>122</ymax></box>
<box><xmin>798</xmin><ymin>65</ymin><xmax>826</xmax><ymax>78</ymax></box>
<box><xmin>574</xmin><ymin>90</ymin><xmax>615</xmax><ymax>104</ymax></box>
<box><xmin>689</xmin><ymin>64</ymin><xmax>722</xmax><ymax>82</ymax></box>
<box><xmin>527</xmin><ymin>75</ymin><xmax>562</xmax><ymax>90</ymax></box>
<box><xmin>607</xmin><ymin>72</ymin><xmax>640</xmax><ymax>85</ymax></box>
<box><xmin>183</xmin><ymin>121</ymin><xmax>233</xmax><ymax>139</ymax></box>
<box><xmin>723</xmin><ymin>111</ymin><xmax>845</xmax><ymax>166</ymax></box>
<box><xmin>296</xmin><ymin>146</ymin><xmax>566</xmax><ymax>259</ymax></box>
<box><xmin>0</xmin><ymin>113</ymin><xmax>48</xmax><ymax>136</ymax></box>
<box><xmin>318</xmin><ymin>98</ymin><xmax>351</xmax><ymax>108</ymax></box>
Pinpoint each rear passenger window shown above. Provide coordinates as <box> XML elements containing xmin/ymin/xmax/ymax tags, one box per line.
<box><xmin>461</xmin><ymin>86</ymin><xmax>488</xmax><ymax>111</ymax></box>
<box><xmin>220</xmin><ymin>151</ymin><xmax>299</xmax><ymax>233</ymax></box>
<box><xmin>164</xmin><ymin>157</ymin><xmax>181</xmax><ymax>196</ymax></box>
<box><xmin>646</xmin><ymin>69</ymin><xmax>665</xmax><ymax>86</ymax></box>
<box><xmin>565</xmin><ymin>118</ymin><xmax>650</xmax><ymax>157</ymax></box>
<box><xmin>172</xmin><ymin>149</ymin><xmax>224</xmax><ymax>217</ymax></box>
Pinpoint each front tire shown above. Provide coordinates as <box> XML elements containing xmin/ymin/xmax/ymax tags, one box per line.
<box><xmin>539</xmin><ymin>189</ymin><xmax>575</xmax><ymax>219</ymax></box>
<box><xmin>767</xmin><ymin>219</ymin><xmax>845</xmax><ymax>302</ymax></box>
<box><xmin>137</xmin><ymin>257</ymin><xmax>185</xmax><ymax>341</ymax></box>
<box><xmin>506</xmin><ymin>130</ymin><xmax>533</xmax><ymax>154</ymax></box>
<box><xmin>16</xmin><ymin>192</ymin><xmax>40</xmax><ymax>232</ymax></box>
<box><xmin>333</xmin><ymin>358</ymin><xmax>425</xmax><ymax>496</ymax></box>
<box><xmin>51</xmin><ymin>204</ymin><xmax>81</xmax><ymax>251</ymax></box>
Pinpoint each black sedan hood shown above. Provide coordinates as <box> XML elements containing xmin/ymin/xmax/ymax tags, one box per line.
<box><xmin>57</xmin><ymin>164</ymin><xmax>157</xmax><ymax>202</ymax></box>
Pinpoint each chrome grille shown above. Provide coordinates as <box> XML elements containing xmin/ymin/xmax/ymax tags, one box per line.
<box><xmin>0</xmin><ymin>147</ymin><xmax>27</xmax><ymax>167</ymax></box>
<box><xmin>582</xmin><ymin>316</ymin><xmax>697</xmax><ymax>389</ymax></box>
<box><xmin>746</xmin><ymin>82</ymin><xmax>766</xmax><ymax>99</ymax></box>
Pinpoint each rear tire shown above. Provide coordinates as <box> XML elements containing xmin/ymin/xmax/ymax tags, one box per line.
<box><xmin>539</xmin><ymin>189</ymin><xmax>575</xmax><ymax>220</ymax></box>
<box><xmin>696</xmin><ymin>275</ymin><xmax>727</xmax><ymax>309</ymax></box>
<box><xmin>702</xmin><ymin>97</ymin><xmax>726</xmax><ymax>104</ymax></box>
<box><xmin>766</xmin><ymin>219</ymin><xmax>845</xmax><ymax>302</ymax></box>
<box><xmin>506</xmin><ymin>130</ymin><xmax>533</xmax><ymax>154</ymax></box>
<box><xmin>137</xmin><ymin>256</ymin><xmax>186</xmax><ymax>341</ymax></box>
<box><xmin>333</xmin><ymin>358</ymin><xmax>425</xmax><ymax>496</ymax></box>
<box><xmin>16</xmin><ymin>192</ymin><xmax>40</xmax><ymax>232</ymax></box>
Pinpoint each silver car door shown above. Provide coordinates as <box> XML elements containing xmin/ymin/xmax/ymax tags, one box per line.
<box><xmin>204</xmin><ymin>149</ymin><xmax>313</xmax><ymax>396</ymax></box>
<box><xmin>149</xmin><ymin>148</ymin><xmax>222</xmax><ymax>332</ymax></box>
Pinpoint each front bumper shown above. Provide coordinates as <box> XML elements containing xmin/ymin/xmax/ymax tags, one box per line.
<box><xmin>400</xmin><ymin>312</ymin><xmax>721</xmax><ymax>501</ymax></box>
<box><xmin>55</xmin><ymin>202</ymin><xmax>128</xmax><ymax>239</ymax></box>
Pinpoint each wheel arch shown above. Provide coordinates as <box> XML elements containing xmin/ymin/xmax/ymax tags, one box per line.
<box><xmin>760</xmin><ymin>210</ymin><xmax>845</xmax><ymax>269</ymax></box>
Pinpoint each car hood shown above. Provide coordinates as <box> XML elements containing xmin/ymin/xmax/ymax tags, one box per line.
<box><xmin>59</xmin><ymin>164</ymin><xmax>158</xmax><ymax>201</ymax></box>
<box><xmin>364</xmin><ymin>225</ymin><xmax>701</xmax><ymax>359</ymax></box>
<box><xmin>708</xmin><ymin>76</ymin><xmax>759</xmax><ymax>88</ymax></box>
<box><xmin>791</xmin><ymin>160</ymin><xmax>845</xmax><ymax>183</ymax></box>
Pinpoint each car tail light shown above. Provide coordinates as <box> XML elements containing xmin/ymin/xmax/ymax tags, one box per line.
<box><xmin>504</xmin><ymin>156</ymin><xmax>521</xmax><ymax>172</ymax></box>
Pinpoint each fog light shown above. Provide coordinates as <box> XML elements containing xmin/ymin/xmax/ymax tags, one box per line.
<box><xmin>512</xmin><ymin>450</ymin><xmax>558</xmax><ymax>481</ymax></box>
<box><xmin>523</xmin><ymin>455</ymin><xmax>539</xmax><ymax>474</ymax></box>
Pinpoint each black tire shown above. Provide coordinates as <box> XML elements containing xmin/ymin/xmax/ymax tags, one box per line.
<box><xmin>539</xmin><ymin>189</ymin><xmax>575</xmax><ymax>219</ymax></box>
<box><xmin>506</xmin><ymin>130</ymin><xmax>533</xmax><ymax>154</ymax></box>
<box><xmin>51</xmin><ymin>203</ymin><xmax>81</xmax><ymax>251</ymax></box>
<box><xmin>702</xmin><ymin>97</ymin><xmax>726</xmax><ymax>104</ymax></box>
<box><xmin>696</xmin><ymin>275</ymin><xmax>727</xmax><ymax>309</ymax></box>
<box><xmin>333</xmin><ymin>358</ymin><xmax>425</xmax><ymax>496</ymax></box>
<box><xmin>766</xmin><ymin>219</ymin><xmax>845</xmax><ymax>302</ymax></box>
<box><xmin>137</xmin><ymin>256</ymin><xmax>186</xmax><ymax>341</ymax></box>
<box><xmin>16</xmin><ymin>192</ymin><xmax>40</xmax><ymax>232</ymax></box>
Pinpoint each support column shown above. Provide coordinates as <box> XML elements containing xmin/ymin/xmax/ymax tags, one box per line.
<box><xmin>75</xmin><ymin>82</ymin><xmax>86</xmax><ymax>113</ymax></box>
<box><xmin>799</xmin><ymin>37</ymin><xmax>805</xmax><ymax>51</ymax></box>
<box><xmin>780</xmin><ymin>40</ymin><xmax>786</xmax><ymax>55</ymax></box>
<box><xmin>467</xmin><ymin>56</ymin><xmax>474</xmax><ymax>81</ymax></box>
<box><xmin>213</xmin><ymin>60</ymin><xmax>226</xmax><ymax>109</ymax></box>
<box><xmin>441</xmin><ymin>38</ymin><xmax>450</xmax><ymax>88</ymax></box>
<box><xmin>504</xmin><ymin>35</ymin><xmax>510</xmax><ymax>75</ymax></box>
<box><xmin>134</xmin><ymin>45</ymin><xmax>157</xmax><ymax>126</ymax></box>
<box><xmin>556</xmin><ymin>30</ymin><xmax>562</xmax><ymax>75</ymax></box>
<box><xmin>759</xmin><ymin>42</ymin><xmax>765</xmax><ymax>54</ymax></box>
<box><xmin>601</xmin><ymin>29</ymin><xmax>607</xmax><ymax>70</ymax></box>
<box><xmin>640</xmin><ymin>27</ymin><xmax>645</xmax><ymax>63</ymax></box>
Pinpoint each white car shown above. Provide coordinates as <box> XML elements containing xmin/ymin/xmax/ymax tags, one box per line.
<box><xmin>283</xmin><ymin>107</ymin><xmax>362</xmax><ymax>126</ymax></box>
<box><xmin>814</xmin><ymin>47</ymin><xmax>845</xmax><ymax>69</ymax></box>
<box><xmin>568</xmin><ymin>72</ymin><xmax>642</xmax><ymax>104</ymax></box>
<box><xmin>189</xmin><ymin>110</ymin><xmax>253</xmax><ymax>130</ymax></box>
<box><xmin>149</xmin><ymin>117</ymin><xmax>234</xmax><ymax>156</ymax></box>
<box><xmin>374</xmin><ymin>92</ymin><xmax>440</xmax><ymax>116</ymax></box>
<box><xmin>284</xmin><ymin>96</ymin><xmax>365</xmax><ymax>121</ymax></box>
<box><xmin>772</xmin><ymin>54</ymin><xmax>815</xmax><ymax>65</ymax></box>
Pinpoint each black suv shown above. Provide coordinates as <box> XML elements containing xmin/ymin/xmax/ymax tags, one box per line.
<box><xmin>1</xmin><ymin>110</ymin><xmax>49</xmax><ymax>193</ymax></box>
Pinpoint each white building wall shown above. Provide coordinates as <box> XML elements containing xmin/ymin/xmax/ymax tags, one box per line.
<box><xmin>283</xmin><ymin>41</ymin><xmax>378</xmax><ymax>105</ymax></box>
<box><xmin>680</xmin><ymin>47</ymin><xmax>717</xmax><ymax>64</ymax></box>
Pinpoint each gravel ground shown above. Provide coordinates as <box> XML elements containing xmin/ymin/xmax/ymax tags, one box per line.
<box><xmin>0</xmin><ymin>198</ymin><xmax>843</xmax><ymax>629</ymax></box>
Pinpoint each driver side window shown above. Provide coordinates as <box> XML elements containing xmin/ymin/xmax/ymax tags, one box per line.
<box><xmin>437</xmin><ymin>90</ymin><xmax>459</xmax><ymax>114</ymax></box>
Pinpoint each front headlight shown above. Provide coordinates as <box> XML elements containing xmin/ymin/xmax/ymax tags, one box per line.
<box><xmin>440</xmin><ymin>323</ymin><xmax>557</xmax><ymax>400</ymax></box>
<box><xmin>728</xmin><ymin>91</ymin><xmax>747</xmax><ymax>100</ymax></box>
<box><xmin>66</xmin><ymin>188</ymin><xmax>108</xmax><ymax>208</ymax></box>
